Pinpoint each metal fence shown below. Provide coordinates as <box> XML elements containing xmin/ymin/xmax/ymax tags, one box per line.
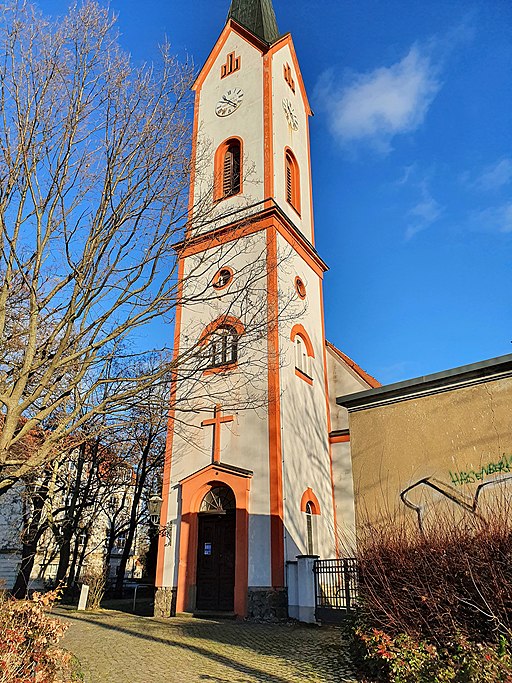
<box><xmin>314</xmin><ymin>558</ymin><xmax>358</xmax><ymax>623</ymax></box>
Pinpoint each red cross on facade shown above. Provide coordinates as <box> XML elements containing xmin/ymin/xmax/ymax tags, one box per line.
<box><xmin>201</xmin><ymin>404</ymin><xmax>234</xmax><ymax>463</ymax></box>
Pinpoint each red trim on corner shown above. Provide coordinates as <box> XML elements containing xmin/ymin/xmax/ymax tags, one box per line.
<box><xmin>267</xmin><ymin>226</ymin><xmax>284</xmax><ymax>588</ymax></box>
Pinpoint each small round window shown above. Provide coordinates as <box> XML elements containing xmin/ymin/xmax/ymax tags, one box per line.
<box><xmin>295</xmin><ymin>276</ymin><xmax>306</xmax><ymax>299</ymax></box>
<box><xmin>213</xmin><ymin>267</ymin><xmax>233</xmax><ymax>290</ymax></box>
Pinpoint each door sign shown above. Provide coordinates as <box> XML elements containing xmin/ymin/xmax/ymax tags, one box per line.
<box><xmin>204</xmin><ymin>542</ymin><xmax>212</xmax><ymax>556</ymax></box>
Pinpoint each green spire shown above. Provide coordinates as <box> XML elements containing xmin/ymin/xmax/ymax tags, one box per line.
<box><xmin>227</xmin><ymin>0</ymin><xmax>281</xmax><ymax>45</ymax></box>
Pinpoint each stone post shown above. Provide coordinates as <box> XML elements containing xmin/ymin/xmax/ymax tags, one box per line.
<box><xmin>296</xmin><ymin>555</ymin><xmax>319</xmax><ymax>624</ymax></box>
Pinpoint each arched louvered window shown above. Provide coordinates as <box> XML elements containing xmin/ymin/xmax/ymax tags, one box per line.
<box><xmin>214</xmin><ymin>139</ymin><xmax>242</xmax><ymax>200</ymax></box>
<box><xmin>285</xmin><ymin>149</ymin><xmax>300</xmax><ymax>214</ymax></box>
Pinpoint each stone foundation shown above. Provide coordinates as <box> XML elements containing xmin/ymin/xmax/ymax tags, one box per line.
<box><xmin>247</xmin><ymin>587</ymin><xmax>288</xmax><ymax>622</ymax></box>
<box><xmin>154</xmin><ymin>587</ymin><xmax>177</xmax><ymax>618</ymax></box>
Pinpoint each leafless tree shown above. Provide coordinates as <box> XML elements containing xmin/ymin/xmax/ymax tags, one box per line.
<box><xmin>0</xmin><ymin>1</ymin><xmax>296</xmax><ymax>495</ymax></box>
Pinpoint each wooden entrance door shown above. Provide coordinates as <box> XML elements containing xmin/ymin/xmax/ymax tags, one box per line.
<box><xmin>196</xmin><ymin>512</ymin><xmax>236</xmax><ymax>611</ymax></box>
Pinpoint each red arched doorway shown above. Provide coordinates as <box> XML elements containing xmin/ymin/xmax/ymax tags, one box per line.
<box><xmin>196</xmin><ymin>486</ymin><xmax>236</xmax><ymax>611</ymax></box>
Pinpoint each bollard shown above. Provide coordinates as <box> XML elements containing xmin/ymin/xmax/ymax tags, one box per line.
<box><xmin>78</xmin><ymin>584</ymin><xmax>89</xmax><ymax>611</ymax></box>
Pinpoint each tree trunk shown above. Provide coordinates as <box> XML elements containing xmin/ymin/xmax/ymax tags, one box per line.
<box><xmin>12</xmin><ymin>479</ymin><xmax>49</xmax><ymax>599</ymax></box>
<box><xmin>114</xmin><ymin>452</ymin><xmax>149</xmax><ymax>597</ymax></box>
<box><xmin>12</xmin><ymin>536</ymin><xmax>39</xmax><ymax>599</ymax></box>
<box><xmin>55</xmin><ymin>524</ymin><xmax>73</xmax><ymax>585</ymax></box>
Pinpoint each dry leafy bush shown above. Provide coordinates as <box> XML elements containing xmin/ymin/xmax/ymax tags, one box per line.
<box><xmin>80</xmin><ymin>567</ymin><xmax>108</xmax><ymax>610</ymax></box>
<box><xmin>352</xmin><ymin>502</ymin><xmax>512</xmax><ymax>681</ymax></box>
<box><xmin>0</xmin><ymin>589</ymin><xmax>75</xmax><ymax>682</ymax></box>
<box><xmin>357</xmin><ymin>509</ymin><xmax>512</xmax><ymax>645</ymax></box>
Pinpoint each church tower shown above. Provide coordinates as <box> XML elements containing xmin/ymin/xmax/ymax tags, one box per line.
<box><xmin>154</xmin><ymin>0</ymin><xmax>362</xmax><ymax>620</ymax></box>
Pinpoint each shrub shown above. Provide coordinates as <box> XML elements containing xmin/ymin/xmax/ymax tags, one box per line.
<box><xmin>0</xmin><ymin>589</ymin><xmax>74</xmax><ymax>682</ymax></box>
<box><xmin>357</xmin><ymin>629</ymin><xmax>512</xmax><ymax>683</ymax></box>
<box><xmin>80</xmin><ymin>567</ymin><xmax>108</xmax><ymax>610</ymax></box>
<box><xmin>357</xmin><ymin>508</ymin><xmax>512</xmax><ymax>645</ymax></box>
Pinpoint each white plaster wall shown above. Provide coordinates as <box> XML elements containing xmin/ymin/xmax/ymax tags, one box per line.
<box><xmin>326</xmin><ymin>345</ymin><xmax>377</xmax><ymax>555</ymax></box>
<box><xmin>193</xmin><ymin>30</ymin><xmax>265</xmax><ymax>234</ymax></box>
<box><xmin>326</xmin><ymin>345</ymin><xmax>371</xmax><ymax>432</ymax></box>
<box><xmin>276</xmin><ymin>237</ymin><xmax>336</xmax><ymax>561</ymax></box>
<box><xmin>271</xmin><ymin>43</ymin><xmax>313</xmax><ymax>242</ymax></box>
<box><xmin>161</xmin><ymin>231</ymin><xmax>273</xmax><ymax>588</ymax></box>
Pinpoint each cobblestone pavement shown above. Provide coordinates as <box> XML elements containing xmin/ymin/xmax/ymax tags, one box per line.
<box><xmin>56</xmin><ymin>607</ymin><xmax>359</xmax><ymax>683</ymax></box>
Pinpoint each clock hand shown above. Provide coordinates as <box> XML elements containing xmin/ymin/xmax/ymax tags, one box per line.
<box><xmin>223</xmin><ymin>97</ymin><xmax>237</xmax><ymax>107</ymax></box>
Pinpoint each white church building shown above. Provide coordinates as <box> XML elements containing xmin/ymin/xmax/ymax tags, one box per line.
<box><xmin>154</xmin><ymin>0</ymin><xmax>379</xmax><ymax>620</ymax></box>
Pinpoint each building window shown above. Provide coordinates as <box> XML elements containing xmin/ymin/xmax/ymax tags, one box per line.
<box><xmin>295</xmin><ymin>276</ymin><xmax>306</xmax><ymax>300</ymax></box>
<box><xmin>305</xmin><ymin>502</ymin><xmax>314</xmax><ymax>555</ymax></box>
<box><xmin>215</xmin><ymin>139</ymin><xmax>242</xmax><ymax>201</ymax></box>
<box><xmin>212</xmin><ymin>267</ymin><xmax>234</xmax><ymax>290</ymax></box>
<box><xmin>290</xmin><ymin>324</ymin><xmax>315</xmax><ymax>383</ymax></box>
<box><xmin>283</xmin><ymin>63</ymin><xmax>296</xmax><ymax>93</ymax></box>
<box><xmin>295</xmin><ymin>336</ymin><xmax>309</xmax><ymax>376</ymax></box>
<box><xmin>285</xmin><ymin>149</ymin><xmax>300</xmax><ymax>214</ymax></box>
<box><xmin>115</xmin><ymin>533</ymin><xmax>126</xmax><ymax>550</ymax></box>
<box><xmin>221</xmin><ymin>51</ymin><xmax>240</xmax><ymax>78</ymax></box>
<box><xmin>205</xmin><ymin>326</ymin><xmax>238</xmax><ymax>369</ymax></box>
<box><xmin>200</xmin><ymin>486</ymin><xmax>236</xmax><ymax>512</ymax></box>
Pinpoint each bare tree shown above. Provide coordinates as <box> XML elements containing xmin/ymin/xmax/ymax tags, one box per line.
<box><xmin>0</xmin><ymin>1</ymin><xmax>300</xmax><ymax>498</ymax></box>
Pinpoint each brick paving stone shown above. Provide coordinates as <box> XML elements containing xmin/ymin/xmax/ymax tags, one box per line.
<box><xmin>55</xmin><ymin>607</ymin><xmax>360</xmax><ymax>683</ymax></box>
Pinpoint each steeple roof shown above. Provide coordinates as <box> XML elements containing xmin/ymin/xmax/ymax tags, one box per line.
<box><xmin>227</xmin><ymin>0</ymin><xmax>281</xmax><ymax>45</ymax></box>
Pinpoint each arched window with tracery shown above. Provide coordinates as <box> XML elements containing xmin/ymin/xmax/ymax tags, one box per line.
<box><xmin>206</xmin><ymin>326</ymin><xmax>238</xmax><ymax>369</ymax></box>
<box><xmin>215</xmin><ymin>138</ymin><xmax>242</xmax><ymax>200</ymax></box>
<box><xmin>201</xmin><ymin>316</ymin><xmax>245</xmax><ymax>372</ymax></box>
<box><xmin>200</xmin><ymin>486</ymin><xmax>236</xmax><ymax>513</ymax></box>
<box><xmin>285</xmin><ymin>149</ymin><xmax>300</xmax><ymax>214</ymax></box>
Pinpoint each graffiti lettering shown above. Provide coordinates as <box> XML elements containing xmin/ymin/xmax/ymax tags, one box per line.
<box><xmin>449</xmin><ymin>454</ymin><xmax>512</xmax><ymax>487</ymax></box>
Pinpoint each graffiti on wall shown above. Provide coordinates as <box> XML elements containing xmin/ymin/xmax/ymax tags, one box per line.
<box><xmin>449</xmin><ymin>453</ymin><xmax>512</xmax><ymax>486</ymax></box>
<box><xmin>400</xmin><ymin>472</ymin><xmax>512</xmax><ymax>533</ymax></box>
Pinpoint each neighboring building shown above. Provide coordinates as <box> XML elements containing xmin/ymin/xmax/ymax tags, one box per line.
<box><xmin>155</xmin><ymin>0</ymin><xmax>378</xmax><ymax>620</ymax></box>
<box><xmin>0</xmin><ymin>455</ymin><xmax>146</xmax><ymax>591</ymax></box>
<box><xmin>337</xmin><ymin>354</ymin><xmax>512</xmax><ymax>538</ymax></box>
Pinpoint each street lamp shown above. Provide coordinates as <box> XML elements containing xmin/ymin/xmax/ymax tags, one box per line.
<box><xmin>148</xmin><ymin>494</ymin><xmax>172</xmax><ymax>545</ymax></box>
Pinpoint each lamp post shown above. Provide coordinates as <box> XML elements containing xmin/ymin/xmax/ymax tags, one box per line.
<box><xmin>148</xmin><ymin>494</ymin><xmax>172</xmax><ymax>545</ymax></box>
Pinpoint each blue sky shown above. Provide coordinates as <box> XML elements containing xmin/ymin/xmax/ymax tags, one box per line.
<box><xmin>43</xmin><ymin>0</ymin><xmax>512</xmax><ymax>384</ymax></box>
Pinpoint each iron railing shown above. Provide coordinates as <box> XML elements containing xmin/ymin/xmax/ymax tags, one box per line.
<box><xmin>314</xmin><ymin>558</ymin><xmax>358</xmax><ymax>623</ymax></box>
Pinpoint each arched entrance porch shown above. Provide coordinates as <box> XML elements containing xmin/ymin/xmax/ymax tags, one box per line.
<box><xmin>176</xmin><ymin>463</ymin><xmax>252</xmax><ymax>617</ymax></box>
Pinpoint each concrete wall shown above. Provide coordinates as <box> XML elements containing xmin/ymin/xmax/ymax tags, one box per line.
<box><xmin>348</xmin><ymin>375</ymin><xmax>512</xmax><ymax>537</ymax></box>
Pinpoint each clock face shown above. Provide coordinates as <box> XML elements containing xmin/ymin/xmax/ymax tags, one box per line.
<box><xmin>215</xmin><ymin>88</ymin><xmax>244</xmax><ymax>117</ymax></box>
<box><xmin>282</xmin><ymin>98</ymin><xmax>299</xmax><ymax>131</ymax></box>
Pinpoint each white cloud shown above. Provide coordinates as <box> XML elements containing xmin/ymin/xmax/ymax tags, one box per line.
<box><xmin>406</xmin><ymin>193</ymin><xmax>443</xmax><ymax>240</ymax></box>
<box><xmin>467</xmin><ymin>159</ymin><xmax>512</xmax><ymax>192</ymax></box>
<box><xmin>470</xmin><ymin>203</ymin><xmax>512</xmax><ymax>234</ymax></box>
<box><xmin>316</xmin><ymin>46</ymin><xmax>441</xmax><ymax>152</ymax></box>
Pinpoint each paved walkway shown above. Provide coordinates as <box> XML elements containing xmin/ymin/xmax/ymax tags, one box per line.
<box><xmin>56</xmin><ymin>607</ymin><xmax>359</xmax><ymax>683</ymax></box>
